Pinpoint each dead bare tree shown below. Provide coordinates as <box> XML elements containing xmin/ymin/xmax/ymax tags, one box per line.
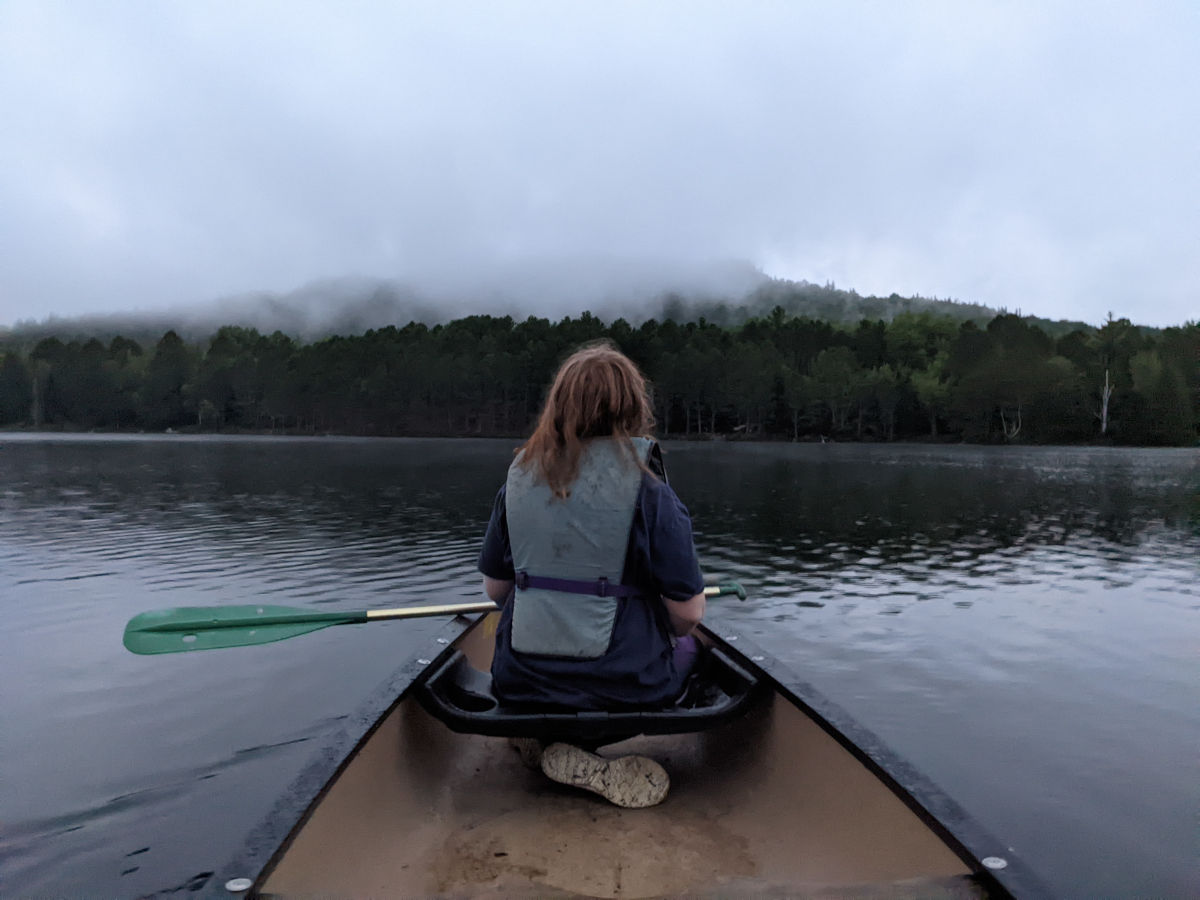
<box><xmin>1096</xmin><ymin>368</ymin><xmax>1113</xmax><ymax>435</ymax></box>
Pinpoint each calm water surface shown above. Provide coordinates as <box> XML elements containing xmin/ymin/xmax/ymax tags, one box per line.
<box><xmin>0</xmin><ymin>436</ymin><xmax>1196</xmax><ymax>897</ymax></box>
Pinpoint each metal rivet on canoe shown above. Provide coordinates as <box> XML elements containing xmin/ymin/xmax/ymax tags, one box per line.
<box><xmin>417</xmin><ymin>658</ymin><xmax>431</xmax><ymax>665</ymax></box>
<box><xmin>751</xmin><ymin>655</ymin><xmax>765</xmax><ymax>662</ymax></box>
<box><xmin>982</xmin><ymin>856</ymin><xmax>1008</xmax><ymax>869</ymax></box>
<box><xmin>224</xmin><ymin>877</ymin><xmax>253</xmax><ymax>893</ymax></box>
<box><xmin>726</xmin><ymin>635</ymin><xmax>738</xmax><ymax>641</ymax></box>
<box><xmin>436</xmin><ymin>638</ymin><xmax>449</xmax><ymax>644</ymax></box>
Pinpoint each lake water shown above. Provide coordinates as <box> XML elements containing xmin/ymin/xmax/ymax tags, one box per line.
<box><xmin>0</xmin><ymin>435</ymin><xmax>1196</xmax><ymax>898</ymax></box>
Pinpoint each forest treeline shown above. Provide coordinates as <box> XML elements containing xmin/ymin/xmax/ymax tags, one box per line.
<box><xmin>0</xmin><ymin>309</ymin><xmax>1196</xmax><ymax>445</ymax></box>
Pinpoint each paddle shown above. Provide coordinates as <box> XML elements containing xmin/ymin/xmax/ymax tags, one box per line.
<box><xmin>123</xmin><ymin>582</ymin><xmax>747</xmax><ymax>655</ymax></box>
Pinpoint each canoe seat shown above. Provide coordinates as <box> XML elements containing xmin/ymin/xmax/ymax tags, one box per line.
<box><xmin>416</xmin><ymin>645</ymin><xmax>763</xmax><ymax>746</ymax></box>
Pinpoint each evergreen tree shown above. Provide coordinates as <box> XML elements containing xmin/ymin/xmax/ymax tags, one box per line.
<box><xmin>0</xmin><ymin>352</ymin><xmax>32</xmax><ymax>424</ymax></box>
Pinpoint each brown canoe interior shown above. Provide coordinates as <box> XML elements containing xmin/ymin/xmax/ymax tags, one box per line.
<box><xmin>259</xmin><ymin>616</ymin><xmax>982</xmax><ymax>898</ymax></box>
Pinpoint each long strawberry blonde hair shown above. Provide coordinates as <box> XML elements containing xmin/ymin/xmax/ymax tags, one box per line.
<box><xmin>517</xmin><ymin>342</ymin><xmax>655</xmax><ymax>498</ymax></box>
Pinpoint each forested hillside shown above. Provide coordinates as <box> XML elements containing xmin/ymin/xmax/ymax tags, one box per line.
<box><xmin>664</xmin><ymin>278</ymin><xmax>1093</xmax><ymax>337</ymax></box>
<box><xmin>1</xmin><ymin>308</ymin><xmax>1195</xmax><ymax>445</ymax></box>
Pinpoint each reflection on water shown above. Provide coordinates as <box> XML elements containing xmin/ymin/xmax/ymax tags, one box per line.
<box><xmin>0</xmin><ymin>436</ymin><xmax>1196</xmax><ymax>897</ymax></box>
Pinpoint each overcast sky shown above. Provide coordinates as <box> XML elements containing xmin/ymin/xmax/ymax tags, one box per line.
<box><xmin>1</xmin><ymin>1</ymin><xmax>1196</xmax><ymax>329</ymax></box>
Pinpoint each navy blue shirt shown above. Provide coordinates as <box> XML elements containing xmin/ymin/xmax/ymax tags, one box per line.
<box><xmin>478</xmin><ymin>471</ymin><xmax>704</xmax><ymax>709</ymax></box>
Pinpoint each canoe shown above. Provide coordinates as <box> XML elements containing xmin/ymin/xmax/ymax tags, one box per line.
<box><xmin>213</xmin><ymin>612</ymin><xmax>1046</xmax><ymax>898</ymax></box>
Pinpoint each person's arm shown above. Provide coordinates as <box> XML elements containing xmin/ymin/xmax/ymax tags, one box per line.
<box><xmin>478</xmin><ymin>486</ymin><xmax>515</xmax><ymax>605</ymax></box>
<box><xmin>663</xmin><ymin>591</ymin><xmax>705</xmax><ymax>636</ymax></box>
<box><xmin>642</xmin><ymin>475</ymin><xmax>706</xmax><ymax>635</ymax></box>
<box><xmin>484</xmin><ymin>575</ymin><xmax>515</xmax><ymax>605</ymax></box>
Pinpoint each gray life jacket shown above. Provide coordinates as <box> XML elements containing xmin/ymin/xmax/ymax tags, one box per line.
<box><xmin>505</xmin><ymin>436</ymin><xmax>655</xmax><ymax>659</ymax></box>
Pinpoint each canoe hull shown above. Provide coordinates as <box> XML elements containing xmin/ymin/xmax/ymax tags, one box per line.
<box><xmin>213</xmin><ymin>614</ymin><xmax>1044</xmax><ymax>898</ymax></box>
<box><xmin>262</xmin><ymin>693</ymin><xmax>976</xmax><ymax>897</ymax></box>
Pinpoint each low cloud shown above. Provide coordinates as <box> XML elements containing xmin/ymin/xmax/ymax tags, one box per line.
<box><xmin>1</xmin><ymin>2</ymin><xmax>1196</xmax><ymax>329</ymax></box>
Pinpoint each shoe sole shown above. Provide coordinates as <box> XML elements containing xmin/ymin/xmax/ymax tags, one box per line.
<box><xmin>540</xmin><ymin>742</ymin><xmax>669</xmax><ymax>808</ymax></box>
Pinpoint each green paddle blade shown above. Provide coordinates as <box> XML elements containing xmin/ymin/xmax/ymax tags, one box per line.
<box><xmin>704</xmin><ymin>581</ymin><xmax>748</xmax><ymax>600</ymax></box>
<box><xmin>123</xmin><ymin>605</ymin><xmax>365</xmax><ymax>655</ymax></box>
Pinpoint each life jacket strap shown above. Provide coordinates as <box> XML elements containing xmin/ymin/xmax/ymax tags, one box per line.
<box><xmin>515</xmin><ymin>570</ymin><xmax>641</xmax><ymax>599</ymax></box>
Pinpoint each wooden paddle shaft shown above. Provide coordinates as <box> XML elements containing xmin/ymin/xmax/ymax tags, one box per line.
<box><xmin>366</xmin><ymin>584</ymin><xmax>730</xmax><ymax>621</ymax></box>
<box><xmin>366</xmin><ymin>601</ymin><xmax>499</xmax><ymax>620</ymax></box>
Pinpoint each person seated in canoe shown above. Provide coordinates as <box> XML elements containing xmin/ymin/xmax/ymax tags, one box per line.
<box><xmin>477</xmin><ymin>342</ymin><xmax>707</xmax><ymax>808</ymax></box>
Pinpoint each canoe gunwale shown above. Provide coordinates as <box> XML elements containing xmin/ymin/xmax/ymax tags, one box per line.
<box><xmin>210</xmin><ymin>614</ymin><xmax>1051</xmax><ymax>899</ymax></box>
<box><xmin>696</xmin><ymin>623</ymin><xmax>1052</xmax><ymax>899</ymax></box>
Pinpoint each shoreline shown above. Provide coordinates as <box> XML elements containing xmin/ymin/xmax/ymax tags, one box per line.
<box><xmin>2</xmin><ymin>424</ymin><xmax>1188</xmax><ymax>449</ymax></box>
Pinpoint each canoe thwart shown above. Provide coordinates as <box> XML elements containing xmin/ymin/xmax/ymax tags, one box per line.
<box><xmin>417</xmin><ymin>645</ymin><xmax>764</xmax><ymax>746</ymax></box>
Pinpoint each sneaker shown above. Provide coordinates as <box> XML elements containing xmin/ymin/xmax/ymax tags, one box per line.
<box><xmin>539</xmin><ymin>742</ymin><xmax>670</xmax><ymax>808</ymax></box>
<box><xmin>508</xmin><ymin>736</ymin><xmax>544</xmax><ymax>770</ymax></box>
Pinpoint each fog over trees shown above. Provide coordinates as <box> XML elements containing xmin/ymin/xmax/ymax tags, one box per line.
<box><xmin>0</xmin><ymin>267</ymin><xmax>1092</xmax><ymax>345</ymax></box>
